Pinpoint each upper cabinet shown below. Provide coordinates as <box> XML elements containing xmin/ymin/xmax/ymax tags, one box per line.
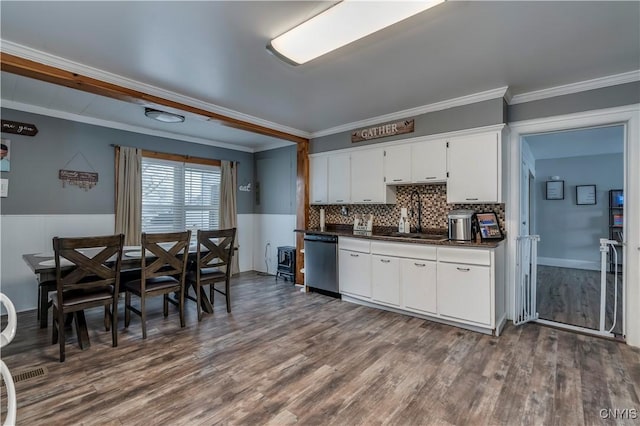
<box><xmin>351</xmin><ymin>148</ymin><xmax>387</xmax><ymax>203</ymax></box>
<box><xmin>412</xmin><ymin>139</ymin><xmax>447</xmax><ymax>183</ymax></box>
<box><xmin>309</xmin><ymin>155</ymin><xmax>328</xmax><ymax>204</ymax></box>
<box><xmin>328</xmin><ymin>153</ymin><xmax>351</xmax><ymax>204</ymax></box>
<box><xmin>446</xmin><ymin>131</ymin><xmax>501</xmax><ymax>203</ymax></box>
<box><xmin>384</xmin><ymin>145</ymin><xmax>411</xmax><ymax>184</ymax></box>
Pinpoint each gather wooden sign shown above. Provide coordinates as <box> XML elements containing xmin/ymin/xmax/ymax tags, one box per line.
<box><xmin>351</xmin><ymin>119</ymin><xmax>414</xmax><ymax>143</ymax></box>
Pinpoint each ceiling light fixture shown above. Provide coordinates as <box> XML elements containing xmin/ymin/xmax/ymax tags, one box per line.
<box><xmin>267</xmin><ymin>0</ymin><xmax>445</xmax><ymax>65</ymax></box>
<box><xmin>144</xmin><ymin>107</ymin><xmax>185</xmax><ymax>123</ymax></box>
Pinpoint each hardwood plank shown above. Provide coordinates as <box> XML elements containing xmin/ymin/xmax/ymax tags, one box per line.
<box><xmin>2</xmin><ymin>272</ymin><xmax>639</xmax><ymax>425</ymax></box>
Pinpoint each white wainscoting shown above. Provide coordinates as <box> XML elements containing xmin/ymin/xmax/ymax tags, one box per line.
<box><xmin>236</xmin><ymin>214</ymin><xmax>255</xmax><ymax>273</ymax></box>
<box><xmin>537</xmin><ymin>257</ymin><xmax>600</xmax><ymax>271</ymax></box>
<box><xmin>251</xmin><ymin>214</ymin><xmax>297</xmax><ymax>275</ymax></box>
<box><xmin>0</xmin><ymin>214</ymin><xmax>116</xmax><ymax>313</ymax></box>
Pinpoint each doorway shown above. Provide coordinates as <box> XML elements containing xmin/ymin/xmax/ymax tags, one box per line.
<box><xmin>522</xmin><ymin>126</ymin><xmax>624</xmax><ymax>336</ymax></box>
<box><xmin>508</xmin><ymin>105</ymin><xmax>640</xmax><ymax>344</ymax></box>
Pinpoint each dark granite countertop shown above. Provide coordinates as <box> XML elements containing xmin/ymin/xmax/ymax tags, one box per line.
<box><xmin>295</xmin><ymin>225</ymin><xmax>504</xmax><ymax>249</ymax></box>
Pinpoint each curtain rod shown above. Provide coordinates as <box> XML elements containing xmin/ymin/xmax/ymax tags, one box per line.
<box><xmin>110</xmin><ymin>144</ymin><xmax>238</xmax><ymax>165</ymax></box>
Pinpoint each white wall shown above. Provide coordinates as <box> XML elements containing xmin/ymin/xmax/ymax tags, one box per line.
<box><xmin>251</xmin><ymin>214</ymin><xmax>297</xmax><ymax>276</ymax></box>
<box><xmin>0</xmin><ymin>213</ymin><xmax>259</xmax><ymax>313</ymax></box>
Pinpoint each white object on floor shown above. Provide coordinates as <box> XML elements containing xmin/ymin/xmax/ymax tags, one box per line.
<box><xmin>1</xmin><ymin>293</ymin><xmax>17</xmax><ymax>426</ymax></box>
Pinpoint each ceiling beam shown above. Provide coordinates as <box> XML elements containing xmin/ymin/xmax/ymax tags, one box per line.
<box><xmin>0</xmin><ymin>52</ymin><xmax>309</xmax><ymax>145</ymax></box>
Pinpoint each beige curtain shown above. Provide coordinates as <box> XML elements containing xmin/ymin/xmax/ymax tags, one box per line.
<box><xmin>115</xmin><ymin>147</ymin><xmax>142</xmax><ymax>245</ymax></box>
<box><xmin>220</xmin><ymin>160</ymin><xmax>239</xmax><ymax>275</ymax></box>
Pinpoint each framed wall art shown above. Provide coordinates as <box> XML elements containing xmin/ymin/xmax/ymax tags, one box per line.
<box><xmin>576</xmin><ymin>185</ymin><xmax>596</xmax><ymax>205</ymax></box>
<box><xmin>545</xmin><ymin>180</ymin><xmax>564</xmax><ymax>200</ymax></box>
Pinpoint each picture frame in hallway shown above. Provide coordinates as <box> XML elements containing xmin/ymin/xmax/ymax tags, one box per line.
<box><xmin>576</xmin><ymin>184</ymin><xmax>596</xmax><ymax>205</ymax></box>
<box><xmin>545</xmin><ymin>180</ymin><xmax>564</xmax><ymax>200</ymax></box>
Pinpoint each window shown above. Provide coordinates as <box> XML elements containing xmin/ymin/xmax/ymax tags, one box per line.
<box><xmin>141</xmin><ymin>157</ymin><xmax>221</xmax><ymax>235</ymax></box>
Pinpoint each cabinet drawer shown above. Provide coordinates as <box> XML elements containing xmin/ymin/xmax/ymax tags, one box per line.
<box><xmin>371</xmin><ymin>241</ymin><xmax>436</xmax><ymax>260</ymax></box>
<box><xmin>437</xmin><ymin>247</ymin><xmax>490</xmax><ymax>266</ymax></box>
<box><xmin>339</xmin><ymin>237</ymin><xmax>371</xmax><ymax>253</ymax></box>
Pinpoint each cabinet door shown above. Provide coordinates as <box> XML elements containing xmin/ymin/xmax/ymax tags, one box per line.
<box><xmin>412</xmin><ymin>139</ymin><xmax>447</xmax><ymax>183</ymax></box>
<box><xmin>351</xmin><ymin>149</ymin><xmax>384</xmax><ymax>203</ymax></box>
<box><xmin>339</xmin><ymin>249</ymin><xmax>371</xmax><ymax>298</ymax></box>
<box><xmin>372</xmin><ymin>255</ymin><xmax>400</xmax><ymax>306</ymax></box>
<box><xmin>447</xmin><ymin>132</ymin><xmax>499</xmax><ymax>203</ymax></box>
<box><xmin>401</xmin><ymin>258</ymin><xmax>437</xmax><ymax>314</ymax></box>
<box><xmin>437</xmin><ymin>262</ymin><xmax>491</xmax><ymax>325</ymax></box>
<box><xmin>310</xmin><ymin>156</ymin><xmax>328</xmax><ymax>204</ymax></box>
<box><xmin>328</xmin><ymin>154</ymin><xmax>351</xmax><ymax>204</ymax></box>
<box><xmin>384</xmin><ymin>145</ymin><xmax>411</xmax><ymax>184</ymax></box>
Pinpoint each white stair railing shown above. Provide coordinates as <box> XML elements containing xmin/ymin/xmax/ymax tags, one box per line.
<box><xmin>1</xmin><ymin>293</ymin><xmax>17</xmax><ymax>426</ymax></box>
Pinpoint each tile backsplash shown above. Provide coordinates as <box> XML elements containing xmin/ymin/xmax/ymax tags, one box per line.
<box><xmin>309</xmin><ymin>184</ymin><xmax>505</xmax><ymax>231</ymax></box>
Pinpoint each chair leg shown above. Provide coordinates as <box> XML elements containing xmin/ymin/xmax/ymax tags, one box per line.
<box><xmin>210</xmin><ymin>283</ymin><xmax>214</xmax><ymax>305</ymax></box>
<box><xmin>163</xmin><ymin>294</ymin><xmax>169</xmax><ymax>317</ymax></box>
<box><xmin>112</xmin><ymin>303</ymin><xmax>118</xmax><ymax>348</ymax></box>
<box><xmin>125</xmin><ymin>291</ymin><xmax>131</xmax><ymax>327</ymax></box>
<box><xmin>52</xmin><ymin>305</ymin><xmax>58</xmax><ymax>344</ymax></box>
<box><xmin>104</xmin><ymin>305</ymin><xmax>111</xmax><ymax>331</ymax></box>
<box><xmin>179</xmin><ymin>285</ymin><xmax>185</xmax><ymax>328</ymax></box>
<box><xmin>225</xmin><ymin>277</ymin><xmax>231</xmax><ymax>313</ymax></box>
<box><xmin>39</xmin><ymin>288</ymin><xmax>48</xmax><ymax>328</ymax></box>
<box><xmin>196</xmin><ymin>281</ymin><xmax>202</xmax><ymax>322</ymax></box>
<box><xmin>57</xmin><ymin>307</ymin><xmax>66</xmax><ymax>362</ymax></box>
<box><xmin>140</xmin><ymin>295</ymin><xmax>147</xmax><ymax>339</ymax></box>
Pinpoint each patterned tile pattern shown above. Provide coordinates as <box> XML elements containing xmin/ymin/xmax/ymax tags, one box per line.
<box><xmin>309</xmin><ymin>184</ymin><xmax>505</xmax><ymax>231</ymax></box>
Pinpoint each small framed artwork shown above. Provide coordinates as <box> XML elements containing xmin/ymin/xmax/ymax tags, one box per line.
<box><xmin>576</xmin><ymin>185</ymin><xmax>596</xmax><ymax>205</ymax></box>
<box><xmin>545</xmin><ymin>180</ymin><xmax>564</xmax><ymax>200</ymax></box>
<box><xmin>474</xmin><ymin>211</ymin><xmax>503</xmax><ymax>241</ymax></box>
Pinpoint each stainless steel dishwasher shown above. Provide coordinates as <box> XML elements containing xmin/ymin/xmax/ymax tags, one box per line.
<box><xmin>303</xmin><ymin>233</ymin><xmax>339</xmax><ymax>294</ymax></box>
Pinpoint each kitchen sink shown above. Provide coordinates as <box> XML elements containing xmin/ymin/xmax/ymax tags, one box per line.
<box><xmin>384</xmin><ymin>232</ymin><xmax>448</xmax><ymax>241</ymax></box>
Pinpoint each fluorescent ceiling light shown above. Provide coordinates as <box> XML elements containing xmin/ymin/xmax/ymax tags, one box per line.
<box><xmin>144</xmin><ymin>108</ymin><xmax>185</xmax><ymax>123</ymax></box>
<box><xmin>268</xmin><ymin>0</ymin><xmax>445</xmax><ymax>65</ymax></box>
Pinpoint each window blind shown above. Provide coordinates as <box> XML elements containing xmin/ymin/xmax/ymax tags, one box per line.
<box><xmin>141</xmin><ymin>157</ymin><xmax>221</xmax><ymax>235</ymax></box>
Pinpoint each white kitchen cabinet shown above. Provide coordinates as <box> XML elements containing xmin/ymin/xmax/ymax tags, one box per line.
<box><xmin>309</xmin><ymin>155</ymin><xmax>328</xmax><ymax>204</ymax></box>
<box><xmin>351</xmin><ymin>149</ymin><xmax>383</xmax><ymax>203</ymax></box>
<box><xmin>328</xmin><ymin>154</ymin><xmax>351</xmax><ymax>204</ymax></box>
<box><xmin>447</xmin><ymin>132</ymin><xmax>500</xmax><ymax>203</ymax></box>
<box><xmin>401</xmin><ymin>258</ymin><xmax>437</xmax><ymax>314</ymax></box>
<box><xmin>384</xmin><ymin>145</ymin><xmax>411</xmax><ymax>184</ymax></box>
<box><xmin>338</xmin><ymin>238</ymin><xmax>372</xmax><ymax>298</ymax></box>
<box><xmin>371</xmin><ymin>255</ymin><xmax>400</xmax><ymax>307</ymax></box>
<box><xmin>339</xmin><ymin>249</ymin><xmax>371</xmax><ymax>297</ymax></box>
<box><xmin>412</xmin><ymin>139</ymin><xmax>447</xmax><ymax>183</ymax></box>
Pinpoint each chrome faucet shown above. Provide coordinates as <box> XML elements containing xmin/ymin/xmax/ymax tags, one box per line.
<box><xmin>410</xmin><ymin>190</ymin><xmax>423</xmax><ymax>233</ymax></box>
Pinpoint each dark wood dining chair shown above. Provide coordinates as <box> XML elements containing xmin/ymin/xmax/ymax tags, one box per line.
<box><xmin>124</xmin><ymin>231</ymin><xmax>191</xmax><ymax>339</ymax></box>
<box><xmin>186</xmin><ymin>228</ymin><xmax>236</xmax><ymax>321</ymax></box>
<box><xmin>51</xmin><ymin>234</ymin><xmax>125</xmax><ymax>362</ymax></box>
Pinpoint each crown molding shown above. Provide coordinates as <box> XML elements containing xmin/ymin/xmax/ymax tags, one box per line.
<box><xmin>0</xmin><ymin>40</ymin><xmax>311</xmax><ymax>140</ymax></box>
<box><xmin>310</xmin><ymin>86</ymin><xmax>509</xmax><ymax>139</ymax></box>
<box><xmin>2</xmin><ymin>99</ymin><xmax>259</xmax><ymax>153</ymax></box>
<box><xmin>509</xmin><ymin>70</ymin><xmax>640</xmax><ymax>105</ymax></box>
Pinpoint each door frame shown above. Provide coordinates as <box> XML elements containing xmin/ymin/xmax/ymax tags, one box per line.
<box><xmin>506</xmin><ymin>104</ymin><xmax>640</xmax><ymax>346</ymax></box>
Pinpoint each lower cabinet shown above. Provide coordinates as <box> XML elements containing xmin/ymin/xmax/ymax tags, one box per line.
<box><xmin>339</xmin><ymin>248</ymin><xmax>371</xmax><ymax>298</ymax></box>
<box><xmin>338</xmin><ymin>237</ymin><xmax>505</xmax><ymax>335</ymax></box>
<box><xmin>437</xmin><ymin>262</ymin><xmax>491</xmax><ymax>325</ymax></box>
<box><xmin>401</xmin><ymin>258</ymin><xmax>437</xmax><ymax>315</ymax></box>
<box><xmin>372</xmin><ymin>255</ymin><xmax>400</xmax><ymax>307</ymax></box>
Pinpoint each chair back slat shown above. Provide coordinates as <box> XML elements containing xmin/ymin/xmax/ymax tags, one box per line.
<box><xmin>54</xmin><ymin>235</ymin><xmax>125</xmax><ymax>294</ymax></box>
<box><xmin>141</xmin><ymin>231</ymin><xmax>191</xmax><ymax>280</ymax></box>
<box><xmin>196</xmin><ymin>228</ymin><xmax>236</xmax><ymax>272</ymax></box>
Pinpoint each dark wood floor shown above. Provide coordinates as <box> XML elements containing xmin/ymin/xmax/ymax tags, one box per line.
<box><xmin>537</xmin><ymin>266</ymin><xmax>624</xmax><ymax>334</ymax></box>
<box><xmin>2</xmin><ymin>272</ymin><xmax>639</xmax><ymax>425</ymax></box>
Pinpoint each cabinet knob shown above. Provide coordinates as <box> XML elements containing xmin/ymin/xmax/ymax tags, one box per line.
<box><xmin>456</xmin><ymin>267</ymin><xmax>470</xmax><ymax>272</ymax></box>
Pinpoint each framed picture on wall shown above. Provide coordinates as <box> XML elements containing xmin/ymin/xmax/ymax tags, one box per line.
<box><xmin>545</xmin><ymin>180</ymin><xmax>564</xmax><ymax>200</ymax></box>
<box><xmin>576</xmin><ymin>185</ymin><xmax>596</xmax><ymax>205</ymax></box>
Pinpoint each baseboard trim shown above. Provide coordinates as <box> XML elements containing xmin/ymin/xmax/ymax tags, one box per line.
<box><xmin>537</xmin><ymin>257</ymin><xmax>600</xmax><ymax>271</ymax></box>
